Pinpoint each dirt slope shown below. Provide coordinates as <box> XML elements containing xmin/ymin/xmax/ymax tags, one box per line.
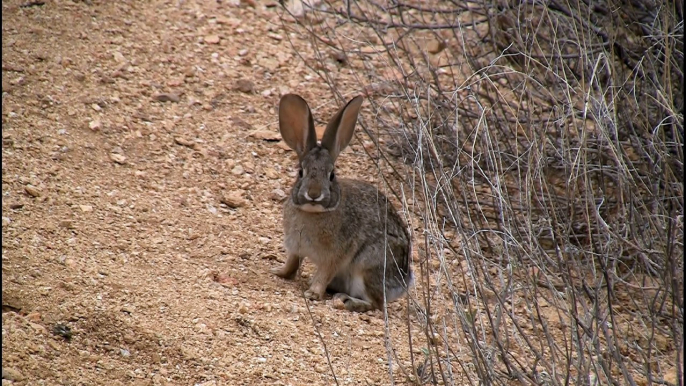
<box><xmin>2</xmin><ymin>1</ymin><xmax>421</xmax><ymax>385</ymax></box>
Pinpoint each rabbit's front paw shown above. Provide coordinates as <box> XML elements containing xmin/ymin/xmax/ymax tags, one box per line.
<box><xmin>270</xmin><ymin>266</ymin><xmax>296</xmax><ymax>280</ymax></box>
<box><xmin>304</xmin><ymin>288</ymin><xmax>324</xmax><ymax>300</ymax></box>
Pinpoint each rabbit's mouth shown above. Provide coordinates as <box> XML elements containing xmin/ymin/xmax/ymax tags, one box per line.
<box><xmin>296</xmin><ymin>202</ymin><xmax>338</xmax><ymax>213</ymax></box>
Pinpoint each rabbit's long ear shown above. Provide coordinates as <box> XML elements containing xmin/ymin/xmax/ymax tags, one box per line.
<box><xmin>321</xmin><ymin>95</ymin><xmax>363</xmax><ymax>161</ymax></box>
<box><xmin>279</xmin><ymin>94</ymin><xmax>317</xmax><ymax>160</ymax></box>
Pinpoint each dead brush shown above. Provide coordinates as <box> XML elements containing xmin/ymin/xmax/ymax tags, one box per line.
<box><xmin>279</xmin><ymin>0</ymin><xmax>683</xmax><ymax>384</ymax></box>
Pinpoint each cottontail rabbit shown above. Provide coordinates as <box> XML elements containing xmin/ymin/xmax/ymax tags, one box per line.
<box><xmin>270</xmin><ymin>94</ymin><xmax>413</xmax><ymax>312</ymax></box>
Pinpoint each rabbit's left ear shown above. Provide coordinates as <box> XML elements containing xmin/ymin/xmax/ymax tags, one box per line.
<box><xmin>321</xmin><ymin>96</ymin><xmax>363</xmax><ymax>161</ymax></box>
<box><xmin>279</xmin><ymin>94</ymin><xmax>318</xmax><ymax>160</ymax></box>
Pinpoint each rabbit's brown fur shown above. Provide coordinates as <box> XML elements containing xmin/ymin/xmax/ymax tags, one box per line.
<box><xmin>271</xmin><ymin>94</ymin><xmax>413</xmax><ymax>312</ymax></box>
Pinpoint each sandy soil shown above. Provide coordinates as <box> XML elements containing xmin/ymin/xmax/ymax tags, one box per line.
<box><xmin>4</xmin><ymin>1</ymin><xmax>680</xmax><ymax>386</ymax></box>
<box><xmin>2</xmin><ymin>1</ymin><xmax>424</xmax><ymax>385</ymax></box>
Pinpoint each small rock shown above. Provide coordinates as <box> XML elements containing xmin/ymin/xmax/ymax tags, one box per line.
<box><xmin>259</xmin><ymin>57</ymin><xmax>279</xmax><ymax>72</ymax></box>
<box><xmin>258</xmin><ymin>237</ymin><xmax>271</xmax><ymax>245</ymax></box>
<box><xmin>265</xmin><ymin>168</ymin><xmax>279</xmax><ymax>180</ymax></box>
<box><xmin>212</xmin><ymin>272</ymin><xmax>237</xmax><ymax>287</ymax></box>
<box><xmin>271</xmin><ymin>189</ymin><xmax>287</xmax><ymax>202</ymax></box>
<box><xmin>79</xmin><ymin>205</ymin><xmax>93</xmax><ymax>212</ymax></box>
<box><xmin>153</xmin><ymin>93</ymin><xmax>180</xmax><ymax>103</ymax></box>
<box><xmin>113</xmin><ymin>51</ymin><xmax>126</xmax><ymax>63</ymax></box>
<box><xmin>9</xmin><ymin>203</ymin><xmax>23</xmax><ymax>210</ymax></box>
<box><xmin>48</xmin><ymin>340</ymin><xmax>61</xmax><ymax>351</ymax></box>
<box><xmin>34</xmin><ymin>51</ymin><xmax>49</xmax><ymax>61</ymax></box>
<box><xmin>248</xmin><ymin>130</ymin><xmax>280</xmax><ymax>141</ymax></box>
<box><xmin>204</xmin><ymin>35</ymin><xmax>220</xmax><ymax>44</ymax></box>
<box><xmin>174</xmin><ymin>137</ymin><xmax>195</xmax><ymax>148</ymax></box>
<box><xmin>59</xmin><ymin>220</ymin><xmax>74</xmax><ymax>229</ymax></box>
<box><xmin>427</xmin><ymin>39</ymin><xmax>446</xmax><ymax>54</ymax></box>
<box><xmin>234</xmin><ymin>79</ymin><xmax>255</xmax><ymax>94</ymax></box>
<box><xmin>88</xmin><ymin>119</ymin><xmax>102</xmax><ymax>131</ymax></box>
<box><xmin>655</xmin><ymin>333</ymin><xmax>670</xmax><ymax>351</ymax></box>
<box><xmin>238</xmin><ymin>303</ymin><xmax>249</xmax><ymax>314</ymax></box>
<box><xmin>231</xmin><ymin>165</ymin><xmax>244</xmax><ymax>176</ymax></box>
<box><xmin>238</xmin><ymin>49</ymin><xmax>249</xmax><ymax>56</ymax></box>
<box><xmin>430</xmin><ymin>258</ymin><xmax>440</xmax><ymax>270</ymax></box>
<box><xmin>231</xmin><ymin>117</ymin><xmax>253</xmax><ymax>130</ymax></box>
<box><xmin>194</xmin><ymin>322</ymin><xmax>209</xmax><ymax>334</ymax></box>
<box><xmin>221</xmin><ymin>192</ymin><xmax>246</xmax><ymax>208</ymax></box>
<box><xmin>276</xmin><ymin>141</ymin><xmax>292</xmax><ymax>151</ymax></box>
<box><xmin>2</xmin><ymin>367</ymin><xmax>23</xmax><ymax>381</ymax></box>
<box><xmin>10</xmin><ymin>76</ymin><xmax>24</xmax><ymax>86</ymax></box>
<box><xmin>277</xmin><ymin>86</ymin><xmax>290</xmax><ymax>97</ymax></box>
<box><xmin>29</xmin><ymin>322</ymin><xmax>47</xmax><ymax>335</ymax></box>
<box><xmin>267</xmin><ymin>33</ymin><xmax>283</xmax><ymax>41</ymax></box>
<box><xmin>110</xmin><ymin>153</ymin><xmax>127</xmax><ymax>164</ymax></box>
<box><xmin>120</xmin><ymin>348</ymin><xmax>131</xmax><ymax>357</ymax></box>
<box><xmin>112</xmin><ymin>70</ymin><xmax>128</xmax><ymax>80</ymax></box>
<box><xmin>2</xmin><ymin>217</ymin><xmax>10</xmax><ymax>227</ymax></box>
<box><xmin>331</xmin><ymin>51</ymin><xmax>347</xmax><ymax>64</ymax></box>
<box><xmin>25</xmin><ymin>185</ymin><xmax>41</xmax><ymax>197</ymax></box>
<box><xmin>285</xmin><ymin>0</ymin><xmax>305</xmax><ymax>18</ymax></box>
<box><xmin>242</xmin><ymin>162</ymin><xmax>255</xmax><ymax>173</ymax></box>
<box><xmin>26</xmin><ymin>312</ymin><xmax>41</xmax><ymax>322</ymax></box>
<box><xmin>314</xmin><ymin>365</ymin><xmax>328</xmax><ymax>374</ymax></box>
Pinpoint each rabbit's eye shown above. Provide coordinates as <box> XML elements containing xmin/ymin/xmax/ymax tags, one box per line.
<box><xmin>298</xmin><ymin>169</ymin><xmax>304</xmax><ymax>178</ymax></box>
<box><xmin>329</xmin><ymin>171</ymin><xmax>335</xmax><ymax>181</ymax></box>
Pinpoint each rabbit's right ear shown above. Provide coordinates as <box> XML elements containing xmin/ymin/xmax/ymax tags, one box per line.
<box><xmin>279</xmin><ymin>94</ymin><xmax>317</xmax><ymax>160</ymax></box>
<box><xmin>321</xmin><ymin>95</ymin><xmax>363</xmax><ymax>162</ymax></box>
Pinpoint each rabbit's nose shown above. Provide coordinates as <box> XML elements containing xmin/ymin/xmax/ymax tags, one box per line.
<box><xmin>305</xmin><ymin>188</ymin><xmax>324</xmax><ymax>202</ymax></box>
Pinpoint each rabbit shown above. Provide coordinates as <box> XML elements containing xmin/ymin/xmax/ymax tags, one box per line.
<box><xmin>270</xmin><ymin>93</ymin><xmax>413</xmax><ymax>312</ymax></box>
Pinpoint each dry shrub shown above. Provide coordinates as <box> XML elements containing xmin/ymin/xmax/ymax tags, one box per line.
<box><xmin>280</xmin><ymin>0</ymin><xmax>683</xmax><ymax>384</ymax></box>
